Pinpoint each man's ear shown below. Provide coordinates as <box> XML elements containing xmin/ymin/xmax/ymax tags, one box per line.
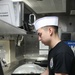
<box><xmin>48</xmin><ymin>27</ymin><xmax>53</xmax><ymax>36</ymax></box>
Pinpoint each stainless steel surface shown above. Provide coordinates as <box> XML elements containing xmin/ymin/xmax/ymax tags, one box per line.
<box><xmin>23</xmin><ymin>0</ymin><xmax>66</xmax><ymax>14</ymax></box>
<box><xmin>0</xmin><ymin>19</ymin><xmax>26</xmax><ymax>35</ymax></box>
<box><xmin>24</xmin><ymin>34</ymin><xmax>39</xmax><ymax>55</ymax></box>
<box><xmin>23</xmin><ymin>54</ymin><xmax>47</xmax><ymax>61</ymax></box>
<box><xmin>13</xmin><ymin>63</ymin><xmax>45</xmax><ymax>74</ymax></box>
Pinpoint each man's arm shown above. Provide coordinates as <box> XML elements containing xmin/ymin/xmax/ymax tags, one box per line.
<box><xmin>41</xmin><ymin>67</ymin><xmax>49</xmax><ymax>75</ymax></box>
<box><xmin>55</xmin><ymin>73</ymin><xmax>68</xmax><ymax>75</ymax></box>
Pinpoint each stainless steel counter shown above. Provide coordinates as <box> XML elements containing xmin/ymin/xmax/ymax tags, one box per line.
<box><xmin>23</xmin><ymin>54</ymin><xmax>47</xmax><ymax>61</ymax></box>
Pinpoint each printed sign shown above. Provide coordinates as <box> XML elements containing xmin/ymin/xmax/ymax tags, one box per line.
<box><xmin>65</xmin><ymin>41</ymin><xmax>75</xmax><ymax>53</ymax></box>
<box><xmin>0</xmin><ymin>0</ymin><xmax>15</xmax><ymax>26</ymax></box>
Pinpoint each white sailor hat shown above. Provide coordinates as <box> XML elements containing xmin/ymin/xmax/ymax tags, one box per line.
<box><xmin>33</xmin><ymin>16</ymin><xmax>58</xmax><ymax>30</ymax></box>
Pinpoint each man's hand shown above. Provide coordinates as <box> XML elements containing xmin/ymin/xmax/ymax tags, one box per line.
<box><xmin>55</xmin><ymin>73</ymin><xmax>68</xmax><ymax>75</ymax></box>
<box><xmin>41</xmin><ymin>67</ymin><xmax>49</xmax><ymax>75</ymax></box>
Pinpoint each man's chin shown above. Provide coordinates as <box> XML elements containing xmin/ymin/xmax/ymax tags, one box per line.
<box><xmin>43</xmin><ymin>43</ymin><xmax>49</xmax><ymax>46</ymax></box>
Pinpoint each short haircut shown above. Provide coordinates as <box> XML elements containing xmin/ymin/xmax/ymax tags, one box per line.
<box><xmin>42</xmin><ymin>26</ymin><xmax>58</xmax><ymax>34</ymax></box>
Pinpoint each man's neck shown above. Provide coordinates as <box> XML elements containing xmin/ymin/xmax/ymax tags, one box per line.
<box><xmin>50</xmin><ymin>36</ymin><xmax>61</xmax><ymax>48</ymax></box>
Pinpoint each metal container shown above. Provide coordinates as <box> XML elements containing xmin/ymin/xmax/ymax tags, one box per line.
<box><xmin>12</xmin><ymin>63</ymin><xmax>45</xmax><ymax>75</ymax></box>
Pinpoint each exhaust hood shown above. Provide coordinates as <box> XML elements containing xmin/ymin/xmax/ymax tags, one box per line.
<box><xmin>0</xmin><ymin>20</ymin><xmax>26</xmax><ymax>35</ymax></box>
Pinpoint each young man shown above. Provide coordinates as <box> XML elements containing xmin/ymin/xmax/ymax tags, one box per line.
<box><xmin>33</xmin><ymin>16</ymin><xmax>75</xmax><ymax>75</ymax></box>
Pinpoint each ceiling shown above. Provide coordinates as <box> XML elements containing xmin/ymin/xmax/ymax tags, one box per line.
<box><xmin>23</xmin><ymin>0</ymin><xmax>66</xmax><ymax>14</ymax></box>
<box><xmin>12</xmin><ymin>0</ymin><xmax>75</xmax><ymax>15</ymax></box>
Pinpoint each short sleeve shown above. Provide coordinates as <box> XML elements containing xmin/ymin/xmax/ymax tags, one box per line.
<box><xmin>54</xmin><ymin>53</ymin><xmax>73</xmax><ymax>74</ymax></box>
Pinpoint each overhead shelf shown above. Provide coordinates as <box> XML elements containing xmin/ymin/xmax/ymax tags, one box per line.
<box><xmin>0</xmin><ymin>20</ymin><xmax>26</xmax><ymax>35</ymax></box>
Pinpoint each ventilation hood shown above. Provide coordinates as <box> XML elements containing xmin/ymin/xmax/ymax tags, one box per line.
<box><xmin>0</xmin><ymin>20</ymin><xmax>26</xmax><ymax>35</ymax></box>
<box><xmin>12</xmin><ymin>0</ymin><xmax>66</xmax><ymax>14</ymax></box>
<box><xmin>23</xmin><ymin>0</ymin><xmax>66</xmax><ymax>14</ymax></box>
